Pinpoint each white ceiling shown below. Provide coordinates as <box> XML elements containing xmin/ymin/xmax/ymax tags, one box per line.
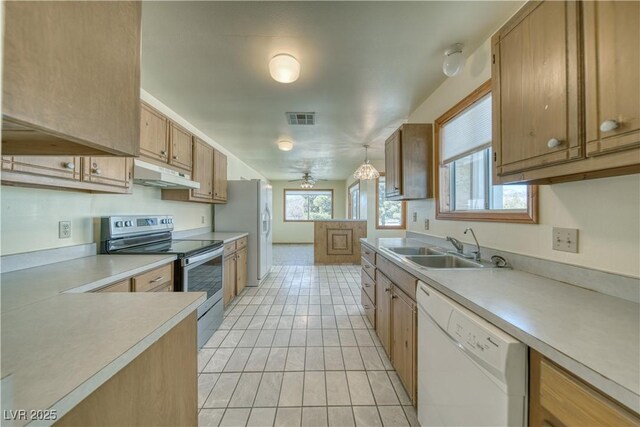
<box><xmin>141</xmin><ymin>1</ymin><xmax>522</xmax><ymax>180</ymax></box>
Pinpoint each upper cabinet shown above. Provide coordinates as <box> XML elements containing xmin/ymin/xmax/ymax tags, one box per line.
<box><xmin>384</xmin><ymin>123</ymin><xmax>433</xmax><ymax>201</ymax></box>
<box><xmin>213</xmin><ymin>150</ymin><xmax>228</xmax><ymax>202</ymax></box>
<box><xmin>169</xmin><ymin>123</ymin><xmax>194</xmax><ymax>172</ymax></box>
<box><xmin>583</xmin><ymin>1</ymin><xmax>640</xmax><ymax>157</ymax></box>
<box><xmin>162</xmin><ymin>137</ymin><xmax>227</xmax><ymax>204</ymax></box>
<box><xmin>140</xmin><ymin>102</ymin><xmax>169</xmax><ymax>162</ymax></box>
<box><xmin>2</xmin><ymin>2</ymin><xmax>141</xmax><ymax>156</ymax></box>
<box><xmin>492</xmin><ymin>0</ymin><xmax>640</xmax><ymax>184</ymax></box>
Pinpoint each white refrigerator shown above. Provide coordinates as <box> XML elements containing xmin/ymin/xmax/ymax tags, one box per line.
<box><xmin>215</xmin><ymin>179</ymin><xmax>272</xmax><ymax>286</ymax></box>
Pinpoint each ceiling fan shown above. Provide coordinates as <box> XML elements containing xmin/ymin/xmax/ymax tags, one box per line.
<box><xmin>288</xmin><ymin>172</ymin><xmax>327</xmax><ymax>189</ymax></box>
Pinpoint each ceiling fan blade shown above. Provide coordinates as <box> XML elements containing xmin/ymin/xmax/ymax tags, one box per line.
<box><xmin>288</xmin><ymin>179</ymin><xmax>303</xmax><ymax>182</ymax></box>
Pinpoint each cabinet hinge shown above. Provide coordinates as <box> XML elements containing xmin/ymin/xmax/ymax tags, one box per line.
<box><xmin>493</xmin><ymin>152</ymin><xmax>497</xmax><ymax>162</ymax></box>
<box><xmin>492</xmin><ymin>54</ymin><xmax>495</xmax><ymax>64</ymax></box>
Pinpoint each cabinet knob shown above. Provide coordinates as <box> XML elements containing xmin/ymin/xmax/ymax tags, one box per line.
<box><xmin>547</xmin><ymin>138</ymin><xmax>562</xmax><ymax>148</ymax></box>
<box><xmin>64</xmin><ymin>162</ymin><xmax>75</xmax><ymax>170</ymax></box>
<box><xmin>172</xmin><ymin>155</ymin><xmax>178</xmax><ymax>159</ymax></box>
<box><xmin>92</xmin><ymin>168</ymin><xmax>102</xmax><ymax>175</ymax></box>
<box><xmin>384</xmin><ymin>288</ymin><xmax>390</xmax><ymax>293</ymax></box>
<box><xmin>599</xmin><ymin>119</ymin><xmax>619</xmax><ymax>133</ymax></box>
<box><xmin>160</xmin><ymin>150</ymin><xmax>167</xmax><ymax>156</ymax></box>
<box><xmin>209</xmin><ymin>191</ymin><xmax>212</xmax><ymax>195</ymax></box>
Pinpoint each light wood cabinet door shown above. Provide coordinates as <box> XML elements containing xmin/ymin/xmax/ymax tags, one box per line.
<box><xmin>236</xmin><ymin>248</ymin><xmax>247</xmax><ymax>296</ymax></box>
<box><xmin>391</xmin><ymin>285</ymin><xmax>417</xmax><ymax>404</ymax></box>
<box><xmin>169</xmin><ymin>122</ymin><xmax>193</xmax><ymax>172</ymax></box>
<box><xmin>192</xmin><ymin>137</ymin><xmax>214</xmax><ymax>201</ymax></box>
<box><xmin>223</xmin><ymin>254</ymin><xmax>237</xmax><ymax>306</ymax></box>
<box><xmin>96</xmin><ymin>280</ymin><xmax>131</xmax><ymax>293</ymax></box>
<box><xmin>140</xmin><ymin>102</ymin><xmax>169</xmax><ymax>162</ymax></box>
<box><xmin>8</xmin><ymin>156</ymin><xmax>81</xmax><ymax>181</ymax></box>
<box><xmin>584</xmin><ymin>1</ymin><xmax>640</xmax><ymax>157</ymax></box>
<box><xmin>2</xmin><ymin>1</ymin><xmax>141</xmax><ymax>156</ymax></box>
<box><xmin>375</xmin><ymin>272</ymin><xmax>392</xmax><ymax>357</ymax></box>
<box><xmin>384</xmin><ymin>131</ymin><xmax>400</xmax><ymax>198</ymax></box>
<box><xmin>492</xmin><ymin>1</ymin><xmax>583</xmax><ymax>178</ymax></box>
<box><xmin>82</xmin><ymin>157</ymin><xmax>132</xmax><ymax>189</ymax></box>
<box><xmin>213</xmin><ymin>149</ymin><xmax>228</xmax><ymax>202</ymax></box>
<box><xmin>529</xmin><ymin>350</ymin><xmax>640</xmax><ymax>427</ymax></box>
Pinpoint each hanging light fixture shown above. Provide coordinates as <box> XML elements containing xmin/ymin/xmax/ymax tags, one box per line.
<box><xmin>353</xmin><ymin>144</ymin><xmax>379</xmax><ymax>180</ymax></box>
<box><xmin>442</xmin><ymin>43</ymin><xmax>465</xmax><ymax>77</ymax></box>
<box><xmin>300</xmin><ymin>181</ymin><xmax>314</xmax><ymax>189</ymax></box>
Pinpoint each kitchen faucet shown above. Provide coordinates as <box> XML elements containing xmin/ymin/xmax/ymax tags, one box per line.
<box><xmin>446</xmin><ymin>236</ymin><xmax>464</xmax><ymax>254</ymax></box>
<box><xmin>464</xmin><ymin>227</ymin><xmax>481</xmax><ymax>262</ymax></box>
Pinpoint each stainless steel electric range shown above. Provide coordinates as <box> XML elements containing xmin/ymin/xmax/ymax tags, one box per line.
<box><xmin>100</xmin><ymin>215</ymin><xmax>223</xmax><ymax>348</ymax></box>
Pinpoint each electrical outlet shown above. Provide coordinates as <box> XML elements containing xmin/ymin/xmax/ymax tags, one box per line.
<box><xmin>412</xmin><ymin>212</ymin><xmax>417</xmax><ymax>222</ymax></box>
<box><xmin>552</xmin><ymin>227</ymin><xmax>578</xmax><ymax>253</ymax></box>
<box><xmin>424</xmin><ymin>219</ymin><xmax>430</xmax><ymax>230</ymax></box>
<box><xmin>59</xmin><ymin>221</ymin><xmax>71</xmax><ymax>239</ymax></box>
<box><xmin>201</xmin><ymin>216</ymin><xmax>205</xmax><ymax>224</ymax></box>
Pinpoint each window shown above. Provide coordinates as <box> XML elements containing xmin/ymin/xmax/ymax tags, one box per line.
<box><xmin>348</xmin><ymin>181</ymin><xmax>360</xmax><ymax>219</ymax></box>
<box><xmin>435</xmin><ymin>81</ymin><xmax>538</xmax><ymax>223</ymax></box>
<box><xmin>284</xmin><ymin>189</ymin><xmax>334</xmax><ymax>221</ymax></box>
<box><xmin>376</xmin><ymin>175</ymin><xmax>405</xmax><ymax>229</ymax></box>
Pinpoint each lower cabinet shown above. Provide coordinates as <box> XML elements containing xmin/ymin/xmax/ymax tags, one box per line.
<box><xmin>56</xmin><ymin>313</ymin><xmax>197</xmax><ymax>426</ymax></box>
<box><xmin>1</xmin><ymin>155</ymin><xmax>132</xmax><ymax>193</ymax></box>
<box><xmin>390</xmin><ymin>285</ymin><xmax>417</xmax><ymax>404</ymax></box>
<box><xmin>92</xmin><ymin>263</ymin><xmax>173</xmax><ymax>293</ymax></box>
<box><xmin>363</xmin><ymin>245</ymin><xmax>418</xmax><ymax>406</ymax></box>
<box><xmin>529</xmin><ymin>349</ymin><xmax>640</xmax><ymax>427</ymax></box>
<box><xmin>223</xmin><ymin>237</ymin><xmax>248</xmax><ymax>306</ymax></box>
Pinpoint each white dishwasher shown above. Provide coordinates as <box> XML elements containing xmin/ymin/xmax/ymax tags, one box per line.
<box><xmin>417</xmin><ymin>281</ymin><xmax>527</xmax><ymax>427</ymax></box>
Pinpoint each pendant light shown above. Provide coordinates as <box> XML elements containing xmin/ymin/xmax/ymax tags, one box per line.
<box><xmin>353</xmin><ymin>144</ymin><xmax>380</xmax><ymax>180</ymax></box>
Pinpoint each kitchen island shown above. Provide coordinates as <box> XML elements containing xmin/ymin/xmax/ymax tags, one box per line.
<box><xmin>1</xmin><ymin>254</ymin><xmax>204</xmax><ymax>426</ymax></box>
<box><xmin>314</xmin><ymin>219</ymin><xmax>367</xmax><ymax>264</ymax></box>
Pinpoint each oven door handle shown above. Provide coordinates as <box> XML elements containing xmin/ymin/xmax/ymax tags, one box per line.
<box><xmin>182</xmin><ymin>248</ymin><xmax>224</xmax><ymax>267</ymax></box>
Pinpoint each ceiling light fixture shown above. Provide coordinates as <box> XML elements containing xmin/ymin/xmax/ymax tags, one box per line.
<box><xmin>300</xmin><ymin>181</ymin><xmax>314</xmax><ymax>189</ymax></box>
<box><xmin>269</xmin><ymin>54</ymin><xmax>300</xmax><ymax>83</ymax></box>
<box><xmin>353</xmin><ymin>144</ymin><xmax>380</xmax><ymax>180</ymax></box>
<box><xmin>442</xmin><ymin>43</ymin><xmax>465</xmax><ymax>77</ymax></box>
<box><xmin>277</xmin><ymin>140</ymin><xmax>294</xmax><ymax>151</ymax></box>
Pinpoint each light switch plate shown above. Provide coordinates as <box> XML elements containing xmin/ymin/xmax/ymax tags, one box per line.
<box><xmin>59</xmin><ymin>221</ymin><xmax>71</xmax><ymax>239</ymax></box>
<box><xmin>553</xmin><ymin>227</ymin><xmax>578</xmax><ymax>253</ymax></box>
<box><xmin>412</xmin><ymin>212</ymin><xmax>417</xmax><ymax>222</ymax></box>
<box><xmin>424</xmin><ymin>219</ymin><xmax>430</xmax><ymax>230</ymax></box>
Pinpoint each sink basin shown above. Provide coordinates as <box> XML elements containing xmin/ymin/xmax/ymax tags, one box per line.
<box><xmin>405</xmin><ymin>255</ymin><xmax>486</xmax><ymax>269</ymax></box>
<box><xmin>385</xmin><ymin>247</ymin><xmax>444</xmax><ymax>256</ymax></box>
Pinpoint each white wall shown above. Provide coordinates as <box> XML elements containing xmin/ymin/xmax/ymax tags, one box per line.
<box><xmin>271</xmin><ymin>180</ymin><xmax>346</xmax><ymax>243</ymax></box>
<box><xmin>0</xmin><ymin>92</ymin><xmax>266</xmax><ymax>255</ymax></box>
<box><xmin>406</xmin><ymin>38</ymin><xmax>640</xmax><ymax>277</ymax></box>
<box><xmin>344</xmin><ymin>159</ymin><xmax>405</xmax><ymax>240</ymax></box>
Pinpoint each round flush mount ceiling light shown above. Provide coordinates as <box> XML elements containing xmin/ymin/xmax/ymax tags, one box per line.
<box><xmin>442</xmin><ymin>43</ymin><xmax>465</xmax><ymax>77</ymax></box>
<box><xmin>269</xmin><ymin>54</ymin><xmax>301</xmax><ymax>83</ymax></box>
<box><xmin>277</xmin><ymin>140</ymin><xmax>294</xmax><ymax>151</ymax></box>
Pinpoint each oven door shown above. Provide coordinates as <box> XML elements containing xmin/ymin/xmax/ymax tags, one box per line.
<box><xmin>182</xmin><ymin>248</ymin><xmax>224</xmax><ymax>347</ymax></box>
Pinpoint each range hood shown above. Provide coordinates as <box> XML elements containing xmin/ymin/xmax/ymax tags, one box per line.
<box><xmin>133</xmin><ymin>159</ymin><xmax>200</xmax><ymax>189</ymax></box>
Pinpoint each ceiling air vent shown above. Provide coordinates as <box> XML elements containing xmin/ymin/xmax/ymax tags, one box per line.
<box><xmin>286</xmin><ymin>112</ymin><xmax>315</xmax><ymax>125</ymax></box>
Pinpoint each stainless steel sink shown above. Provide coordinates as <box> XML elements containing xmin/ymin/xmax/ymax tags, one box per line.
<box><xmin>386</xmin><ymin>247</ymin><xmax>445</xmax><ymax>256</ymax></box>
<box><xmin>405</xmin><ymin>255</ymin><xmax>486</xmax><ymax>269</ymax></box>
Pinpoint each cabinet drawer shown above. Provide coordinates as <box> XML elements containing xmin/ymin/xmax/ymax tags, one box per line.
<box><xmin>361</xmin><ymin>290</ymin><xmax>375</xmax><ymax>328</ymax></box>
<box><xmin>362</xmin><ymin>244</ymin><xmax>376</xmax><ymax>265</ymax></box>
<box><xmin>537</xmin><ymin>355</ymin><xmax>639</xmax><ymax>426</ymax></box>
<box><xmin>153</xmin><ymin>282</ymin><xmax>174</xmax><ymax>292</ymax></box>
<box><xmin>224</xmin><ymin>241</ymin><xmax>237</xmax><ymax>255</ymax></box>
<box><xmin>132</xmin><ymin>263</ymin><xmax>173</xmax><ymax>292</ymax></box>
<box><xmin>361</xmin><ymin>271</ymin><xmax>375</xmax><ymax>304</ymax></box>
<box><xmin>236</xmin><ymin>237</ymin><xmax>247</xmax><ymax>251</ymax></box>
<box><xmin>376</xmin><ymin>256</ymin><xmax>417</xmax><ymax>300</ymax></box>
<box><xmin>361</xmin><ymin>257</ymin><xmax>376</xmax><ymax>281</ymax></box>
<box><xmin>96</xmin><ymin>279</ymin><xmax>130</xmax><ymax>293</ymax></box>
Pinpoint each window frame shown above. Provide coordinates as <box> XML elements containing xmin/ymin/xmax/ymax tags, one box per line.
<box><xmin>283</xmin><ymin>188</ymin><xmax>335</xmax><ymax>222</ymax></box>
<box><xmin>375</xmin><ymin>173</ymin><xmax>406</xmax><ymax>230</ymax></box>
<box><xmin>348</xmin><ymin>181</ymin><xmax>360</xmax><ymax>220</ymax></box>
<box><xmin>434</xmin><ymin>80</ymin><xmax>538</xmax><ymax>223</ymax></box>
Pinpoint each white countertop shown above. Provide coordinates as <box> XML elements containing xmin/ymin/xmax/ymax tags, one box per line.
<box><xmin>361</xmin><ymin>237</ymin><xmax>640</xmax><ymax>413</ymax></box>
<box><xmin>1</xmin><ymin>255</ymin><xmax>205</xmax><ymax>426</ymax></box>
<box><xmin>187</xmin><ymin>231</ymin><xmax>248</xmax><ymax>243</ymax></box>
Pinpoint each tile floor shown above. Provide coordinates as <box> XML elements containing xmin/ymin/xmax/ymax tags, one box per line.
<box><xmin>272</xmin><ymin>244</ymin><xmax>314</xmax><ymax>266</ymax></box>
<box><xmin>198</xmin><ymin>265</ymin><xmax>419</xmax><ymax>427</ymax></box>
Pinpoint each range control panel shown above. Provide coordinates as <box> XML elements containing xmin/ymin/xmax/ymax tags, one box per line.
<box><xmin>102</xmin><ymin>215</ymin><xmax>174</xmax><ymax>238</ymax></box>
